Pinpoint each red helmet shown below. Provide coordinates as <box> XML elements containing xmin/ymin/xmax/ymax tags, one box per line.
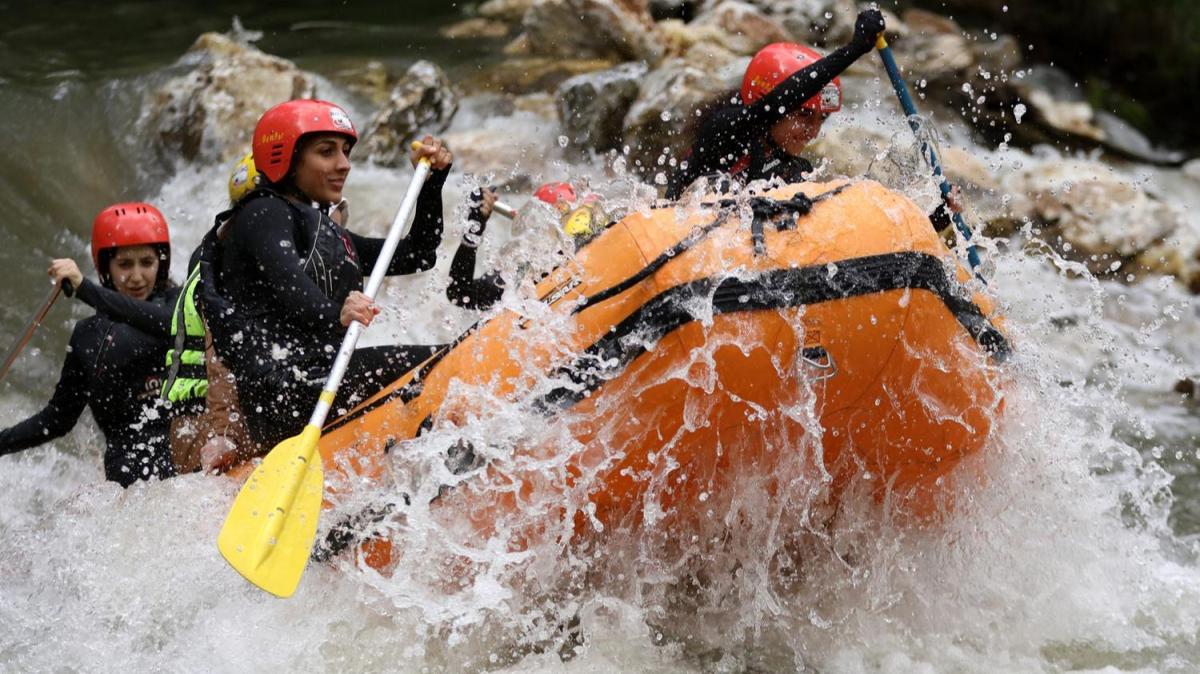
<box><xmin>533</xmin><ymin>182</ymin><xmax>577</xmax><ymax>211</ymax></box>
<box><xmin>91</xmin><ymin>202</ymin><xmax>171</xmax><ymax>290</ymax></box>
<box><xmin>741</xmin><ymin>43</ymin><xmax>842</xmax><ymax>113</ymax></box>
<box><xmin>252</xmin><ymin>99</ymin><xmax>358</xmax><ymax>184</ymax></box>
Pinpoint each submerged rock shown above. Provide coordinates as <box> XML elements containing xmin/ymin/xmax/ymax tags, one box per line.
<box><xmin>523</xmin><ymin>0</ymin><xmax>664</xmax><ymax>65</ymax></box>
<box><xmin>557</xmin><ymin>62</ymin><xmax>648</xmax><ymax>154</ymax></box>
<box><xmin>362</xmin><ymin>61</ymin><xmax>459</xmax><ymax>168</ymax></box>
<box><xmin>145</xmin><ymin>32</ymin><xmax>317</xmax><ymax>164</ymax></box>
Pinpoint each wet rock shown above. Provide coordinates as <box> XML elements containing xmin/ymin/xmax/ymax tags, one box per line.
<box><xmin>1092</xmin><ymin>111</ymin><xmax>1186</xmax><ymax>165</ymax></box>
<box><xmin>442</xmin><ymin>95</ymin><xmax>560</xmax><ymax>191</ymax></box>
<box><xmin>1175</xmin><ymin>378</ymin><xmax>1195</xmax><ymax>398</ymax></box>
<box><xmin>464</xmin><ymin>57</ymin><xmax>616</xmax><ymax>96</ymax></box>
<box><xmin>1004</xmin><ymin>159</ymin><xmax>1184</xmax><ymax>276</ymax></box>
<box><xmin>362</xmin><ymin>60</ymin><xmax>459</xmax><ymax>167</ymax></box>
<box><xmin>683</xmin><ymin>40</ymin><xmax>744</xmax><ymax>73</ymax></box>
<box><xmin>557</xmin><ymin>62</ymin><xmax>648</xmax><ymax>154</ymax></box>
<box><xmin>970</xmin><ymin>33</ymin><xmax>1022</xmax><ymax>75</ymax></box>
<box><xmin>901</xmin><ymin>7</ymin><xmax>960</xmax><ymax>36</ymax></box>
<box><xmin>658</xmin><ymin>19</ymin><xmax>741</xmax><ymax>59</ymax></box>
<box><xmin>892</xmin><ymin>10</ymin><xmax>974</xmax><ymax>83</ymax></box>
<box><xmin>503</xmin><ymin>33</ymin><xmax>532</xmax><ymax>56</ymax></box>
<box><xmin>979</xmin><ymin>65</ymin><xmax>1182</xmax><ymax>164</ymax></box>
<box><xmin>338</xmin><ymin>60</ymin><xmax>392</xmax><ymax>107</ymax></box>
<box><xmin>740</xmin><ymin>0</ymin><xmax>857</xmax><ymax>45</ymax></box>
<box><xmin>621</xmin><ymin>57</ymin><xmax>741</xmax><ymax>175</ymax></box>
<box><xmin>1010</xmin><ymin>67</ymin><xmax>1102</xmax><ymax>141</ymax></box>
<box><xmin>1184</xmin><ymin>159</ymin><xmax>1200</xmax><ymax>183</ymax></box>
<box><xmin>440</xmin><ymin>18</ymin><xmax>512</xmax><ymax>40</ymax></box>
<box><xmin>146</xmin><ymin>32</ymin><xmax>317</xmax><ymax>164</ymax></box>
<box><xmin>1136</xmin><ymin>239</ymin><xmax>1200</xmax><ymax>292</ymax></box>
<box><xmin>805</xmin><ymin>125</ymin><xmax>892</xmax><ymax>181</ymax></box>
<box><xmin>691</xmin><ymin>1</ymin><xmax>790</xmax><ymax>55</ymax></box>
<box><xmin>479</xmin><ymin>0</ymin><xmax>538</xmax><ymax>22</ymax></box>
<box><xmin>523</xmin><ymin>0</ymin><xmax>664</xmax><ymax>65</ymax></box>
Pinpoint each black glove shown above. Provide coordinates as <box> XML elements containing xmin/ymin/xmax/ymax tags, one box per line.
<box><xmin>851</xmin><ymin>8</ymin><xmax>886</xmax><ymax>51</ymax></box>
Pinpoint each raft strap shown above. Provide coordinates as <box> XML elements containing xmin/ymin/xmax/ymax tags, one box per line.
<box><xmin>576</xmin><ymin>184</ymin><xmax>849</xmax><ymax>313</ymax></box>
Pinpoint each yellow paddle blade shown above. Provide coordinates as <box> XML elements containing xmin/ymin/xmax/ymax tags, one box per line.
<box><xmin>218</xmin><ymin>424</ymin><xmax>325</xmax><ymax>598</ymax></box>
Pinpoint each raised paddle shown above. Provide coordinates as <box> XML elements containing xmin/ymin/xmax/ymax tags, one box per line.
<box><xmin>876</xmin><ymin>34</ymin><xmax>984</xmax><ymax>276</ymax></box>
<box><xmin>218</xmin><ymin>147</ymin><xmax>434</xmax><ymax>598</ymax></box>
<box><xmin>0</xmin><ymin>280</ymin><xmax>68</xmax><ymax>384</ymax></box>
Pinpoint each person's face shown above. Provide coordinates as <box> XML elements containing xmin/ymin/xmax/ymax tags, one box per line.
<box><xmin>108</xmin><ymin>245</ymin><xmax>159</xmax><ymax>300</ymax></box>
<box><xmin>770</xmin><ymin>108</ymin><xmax>828</xmax><ymax>156</ymax></box>
<box><xmin>293</xmin><ymin>133</ymin><xmax>353</xmax><ymax>204</ymax></box>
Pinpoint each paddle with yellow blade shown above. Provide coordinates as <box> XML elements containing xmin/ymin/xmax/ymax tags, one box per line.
<box><xmin>217</xmin><ymin>146</ymin><xmax>434</xmax><ymax>598</ymax></box>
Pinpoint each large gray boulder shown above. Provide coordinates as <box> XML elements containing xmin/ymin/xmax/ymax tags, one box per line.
<box><xmin>691</xmin><ymin>1</ymin><xmax>790</xmax><ymax>54</ymax></box>
<box><xmin>523</xmin><ymin>0</ymin><xmax>664</xmax><ymax>65</ymax></box>
<box><xmin>557</xmin><ymin>62</ymin><xmax>648</xmax><ymax>154</ymax></box>
<box><xmin>621</xmin><ymin>57</ymin><xmax>740</xmax><ymax>176</ymax></box>
<box><xmin>1004</xmin><ymin>158</ymin><xmax>1184</xmax><ymax>276</ymax></box>
<box><xmin>145</xmin><ymin>32</ymin><xmax>317</xmax><ymax>164</ymax></box>
<box><xmin>362</xmin><ymin>61</ymin><xmax>459</xmax><ymax>167</ymax></box>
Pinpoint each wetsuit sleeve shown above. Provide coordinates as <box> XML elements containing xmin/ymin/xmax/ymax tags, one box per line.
<box><xmin>0</xmin><ymin>330</ymin><xmax>90</xmax><ymax>456</ymax></box>
<box><xmin>351</xmin><ymin>166</ymin><xmax>450</xmax><ymax>276</ymax></box>
<box><xmin>73</xmin><ymin>278</ymin><xmax>174</xmax><ymax>337</ymax></box>
<box><xmin>446</xmin><ymin>206</ymin><xmax>505</xmax><ymax>310</ymax></box>
<box><xmin>665</xmin><ymin>40</ymin><xmax>874</xmax><ymax>200</ymax></box>
<box><xmin>227</xmin><ymin>198</ymin><xmax>343</xmax><ymax>330</ymax></box>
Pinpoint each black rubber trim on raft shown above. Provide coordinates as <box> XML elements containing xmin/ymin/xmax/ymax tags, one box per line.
<box><xmin>325</xmin><ymin>250</ymin><xmax>1007</xmax><ymax>433</ymax></box>
<box><xmin>532</xmin><ymin>251</ymin><xmax>1009</xmax><ymax>413</ymax></box>
<box><xmin>573</xmin><ymin>184</ymin><xmax>849</xmax><ymax>314</ymax></box>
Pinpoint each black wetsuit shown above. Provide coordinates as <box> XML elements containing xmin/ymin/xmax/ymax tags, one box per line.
<box><xmin>200</xmin><ymin>172</ymin><xmax>449</xmax><ymax>447</ymax></box>
<box><xmin>0</xmin><ymin>281</ymin><xmax>178</xmax><ymax>487</ymax></box>
<box><xmin>447</xmin><ymin>201</ymin><xmax>505</xmax><ymax>312</ymax></box>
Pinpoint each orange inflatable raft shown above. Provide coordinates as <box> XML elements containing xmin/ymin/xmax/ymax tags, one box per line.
<box><xmin>306</xmin><ymin>180</ymin><xmax>1008</xmax><ymax>561</ymax></box>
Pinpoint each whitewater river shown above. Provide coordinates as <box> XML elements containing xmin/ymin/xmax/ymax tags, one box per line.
<box><xmin>2</xmin><ymin>3</ymin><xmax>1199</xmax><ymax>672</ymax></box>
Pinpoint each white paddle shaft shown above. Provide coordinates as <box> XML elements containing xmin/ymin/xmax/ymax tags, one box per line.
<box><xmin>309</xmin><ymin>159</ymin><xmax>432</xmax><ymax>428</ymax></box>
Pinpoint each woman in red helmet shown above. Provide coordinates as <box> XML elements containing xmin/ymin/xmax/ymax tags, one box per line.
<box><xmin>198</xmin><ymin>99</ymin><xmax>453</xmax><ymax>447</ymax></box>
<box><xmin>665</xmin><ymin>9</ymin><xmax>886</xmax><ymax>200</ymax></box>
<box><xmin>0</xmin><ymin>203</ymin><xmax>178</xmax><ymax>486</ymax></box>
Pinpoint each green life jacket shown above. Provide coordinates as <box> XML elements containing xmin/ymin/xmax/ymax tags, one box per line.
<box><xmin>161</xmin><ymin>264</ymin><xmax>208</xmax><ymax>403</ymax></box>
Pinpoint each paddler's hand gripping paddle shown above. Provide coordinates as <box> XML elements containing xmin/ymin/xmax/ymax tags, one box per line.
<box><xmin>217</xmin><ymin>144</ymin><xmax>433</xmax><ymax>598</ymax></box>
